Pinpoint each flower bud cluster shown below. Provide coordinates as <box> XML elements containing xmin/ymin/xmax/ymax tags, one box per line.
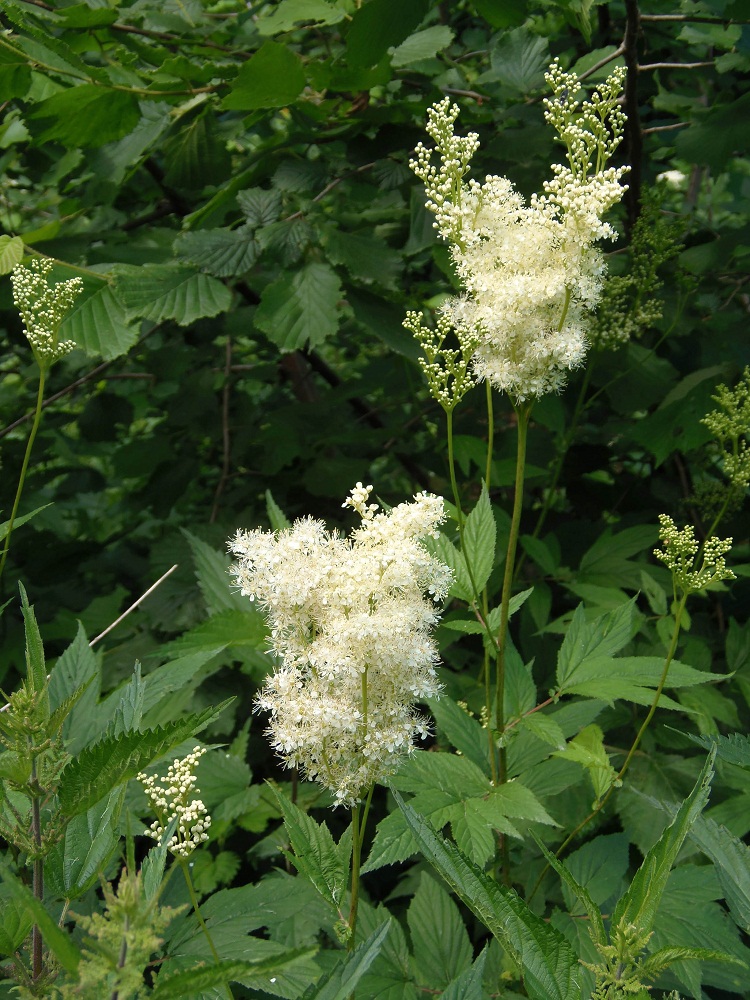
<box><xmin>229</xmin><ymin>485</ymin><xmax>452</xmax><ymax>807</ymax></box>
<box><xmin>403</xmin><ymin>309</ymin><xmax>479</xmax><ymax>412</ymax></box>
<box><xmin>138</xmin><ymin>747</ymin><xmax>211</xmax><ymax>857</ymax></box>
<box><xmin>701</xmin><ymin>367</ymin><xmax>750</xmax><ymax>494</ymax></box>
<box><xmin>408</xmin><ymin>62</ymin><xmax>628</xmax><ymax>402</ymax></box>
<box><xmin>10</xmin><ymin>258</ymin><xmax>82</xmax><ymax>365</ymax></box>
<box><xmin>654</xmin><ymin>514</ymin><xmax>735</xmax><ymax>595</ymax></box>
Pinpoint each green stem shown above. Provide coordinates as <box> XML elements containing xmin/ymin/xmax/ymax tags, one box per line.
<box><xmin>0</xmin><ymin>367</ymin><xmax>46</xmax><ymax>582</ymax></box>
<box><xmin>485</xmin><ymin>381</ymin><xmax>494</xmax><ymax>491</ymax></box>
<box><xmin>348</xmin><ymin>804</ymin><xmax>363</xmax><ymax>950</ymax></box>
<box><xmin>30</xmin><ymin>753</ymin><xmax>43</xmax><ymax>983</ymax></box>
<box><xmin>448</xmin><ymin>406</ymin><xmax>499</xmax><ymax>782</ymax></box>
<box><xmin>495</xmin><ymin>402</ymin><xmax>532</xmax><ymax>762</ymax></box>
<box><xmin>179</xmin><ymin>859</ymin><xmax>234</xmax><ymax>999</ymax></box>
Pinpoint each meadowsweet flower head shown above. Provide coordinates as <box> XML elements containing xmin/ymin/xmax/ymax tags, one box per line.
<box><xmin>10</xmin><ymin>258</ymin><xmax>82</xmax><ymax>366</ymax></box>
<box><xmin>138</xmin><ymin>747</ymin><xmax>211</xmax><ymax>857</ymax></box>
<box><xmin>654</xmin><ymin>514</ymin><xmax>735</xmax><ymax>596</ymax></box>
<box><xmin>229</xmin><ymin>486</ymin><xmax>452</xmax><ymax>807</ymax></box>
<box><xmin>408</xmin><ymin>61</ymin><xmax>628</xmax><ymax>402</ymax></box>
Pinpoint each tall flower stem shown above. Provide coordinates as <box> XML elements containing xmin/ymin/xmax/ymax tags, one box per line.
<box><xmin>179</xmin><ymin>859</ymin><xmax>234</xmax><ymax>1000</ymax></box>
<box><xmin>447</xmin><ymin>406</ymin><xmax>499</xmax><ymax>783</ymax></box>
<box><xmin>495</xmin><ymin>401</ymin><xmax>533</xmax><ymax>775</ymax></box>
<box><xmin>0</xmin><ymin>367</ymin><xmax>46</xmax><ymax>582</ymax></box>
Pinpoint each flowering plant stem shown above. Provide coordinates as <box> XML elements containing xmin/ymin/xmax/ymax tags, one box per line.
<box><xmin>178</xmin><ymin>858</ymin><xmax>234</xmax><ymax>999</ymax></box>
<box><xmin>347</xmin><ymin>784</ymin><xmax>374</xmax><ymax>949</ymax></box>
<box><xmin>0</xmin><ymin>366</ymin><xmax>46</xmax><ymax>582</ymax></box>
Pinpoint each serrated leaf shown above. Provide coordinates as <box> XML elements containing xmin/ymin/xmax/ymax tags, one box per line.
<box><xmin>440</xmin><ymin>946</ymin><xmax>488</xmax><ymax>1000</ymax></box>
<box><xmin>254</xmin><ymin>263</ymin><xmax>342</xmax><ymax>351</ymax></box>
<box><xmin>346</xmin><ymin>0</ymin><xmax>429</xmax><ymax>67</ymax></box>
<box><xmin>266</xmin><ymin>490</ymin><xmax>291</xmax><ymax>531</ymax></box>
<box><xmin>158</xmin><ymin>609</ymin><xmax>267</xmax><ymax>662</ymax></box>
<box><xmin>257</xmin><ymin>0</ymin><xmax>347</xmax><ymax>35</ymax></box>
<box><xmin>0</xmin><ymin>235</ymin><xmax>23</xmax><ymax>275</ymax></box>
<box><xmin>0</xmin><ymin>897</ymin><xmax>33</xmax><ymax>958</ymax></box>
<box><xmin>323</xmin><ymin>228</ymin><xmax>401</xmax><ymax>288</ymax></box>
<box><xmin>183</xmin><ymin>530</ymin><xmax>246</xmax><ymax>615</ymax></box>
<box><xmin>485</xmin><ymin>28</ymin><xmax>549</xmax><ymax>91</ymax></box>
<box><xmin>0</xmin><ymin>861</ymin><xmax>81</xmax><ymax>973</ymax></box>
<box><xmin>237</xmin><ymin>187</ymin><xmax>282</xmax><ymax>227</ymax></box>
<box><xmin>271</xmin><ymin>785</ymin><xmax>350</xmax><ymax>913</ymax></box>
<box><xmin>153</xmin><ymin>950</ymin><xmax>317</xmax><ymax>999</ymax></box>
<box><xmin>19</xmin><ymin>583</ymin><xmax>46</xmax><ymax>699</ymax></box>
<box><xmin>163</xmin><ymin>112</ymin><xmax>231</xmax><ymax>190</ymax></box>
<box><xmin>520</xmin><ymin>713</ymin><xmax>566</xmax><ymax>749</ymax></box>
<box><xmin>114</xmin><ymin>265</ymin><xmax>231</xmax><ymax>326</ymax></box>
<box><xmin>424</xmin><ymin>531</ymin><xmax>472</xmax><ymax>603</ymax></box>
<box><xmin>425</xmin><ymin>695</ymin><xmax>491</xmax><ymax>776</ymax></box>
<box><xmin>556</xmin><ymin>601</ymin><xmax>636</xmax><ymax>692</ymax></box>
<box><xmin>553</xmin><ymin>725</ymin><xmax>618</xmax><ymax>803</ymax></box>
<box><xmin>0</xmin><ymin>503</ymin><xmax>51</xmax><ymax>542</ymax></box>
<box><xmin>174</xmin><ymin>226</ymin><xmax>258</xmax><ymax>278</ymax></box>
<box><xmin>45</xmin><ymin>788</ymin><xmax>124</xmax><ymax>900</ymax></box>
<box><xmin>407</xmin><ymin>873</ymin><xmax>472</xmax><ymax>989</ymax></box>
<box><xmin>461</xmin><ymin>484</ymin><xmax>495</xmax><ymax>595</ymax></box>
<box><xmin>612</xmin><ymin>749</ymin><xmax>715</xmax><ymax>935</ymax></box>
<box><xmin>390</xmin><ymin>25</ymin><xmax>454</xmax><ymax>67</ymax></box>
<box><xmin>108</xmin><ymin>662</ymin><xmax>145</xmax><ymax>737</ymax></box>
<box><xmin>33</xmin><ymin>84</ymin><xmax>139</xmax><ymax>148</ymax></box>
<box><xmin>223</xmin><ymin>40</ymin><xmax>305</xmax><ymax>110</ymax></box>
<box><xmin>58</xmin><ymin>279</ymin><xmax>140</xmax><ymax>361</ymax></box>
<box><xmin>305</xmin><ymin>922</ymin><xmax>390</xmax><ymax>1000</ymax></box>
<box><xmin>689</xmin><ymin>731</ymin><xmax>750</xmax><ymax>768</ymax></box>
<box><xmin>393</xmin><ymin>792</ymin><xmax>580</xmax><ymax>1000</ymax></box>
<box><xmin>57</xmin><ymin>701</ymin><xmax>232</xmax><ymax>818</ymax></box>
<box><xmin>531</xmin><ymin>832</ymin><xmax>606</xmax><ymax>947</ymax></box>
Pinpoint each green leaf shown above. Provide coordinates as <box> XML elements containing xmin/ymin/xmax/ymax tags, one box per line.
<box><xmin>424</xmin><ymin>531</ymin><xmax>472</xmax><ymax>603</ymax></box>
<box><xmin>0</xmin><ymin>235</ymin><xmax>23</xmax><ymax>275</ymax></box>
<box><xmin>48</xmin><ymin>625</ymin><xmax>100</xmax><ymax>754</ymax></box>
<box><xmin>471</xmin><ymin>0</ymin><xmax>528</xmax><ymax>28</ymax></box>
<box><xmin>560</xmin><ymin>655</ymin><xmax>722</xmax><ymax>707</ymax></box>
<box><xmin>530</xmin><ymin>832</ymin><xmax>606</xmax><ymax>947</ymax></box>
<box><xmin>223</xmin><ymin>41</ymin><xmax>305</xmax><ymax>110</ymax></box>
<box><xmin>407</xmin><ymin>873</ymin><xmax>472</xmax><ymax>989</ymax></box>
<box><xmin>45</xmin><ymin>788</ymin><xmax>124</xmax><ymax>900</ymax></box>
<box><xmin>153</xmin><ymin>951</ymin><xmax>317</xmax><ymax>999</ymax></box>
<box><xmin>271</xmin><ymin>785</ymin><xmax>350</xmax><ymax>913</ymax></box>
<box><xmin>0</xmin><ymin>894</ymin><xmax>33</xmax><ymax>958</ymax></box>
<box><xmin>114</xmin><ymin>265</ymin><xmax>232</xmax><ymax>326</ymax></box>
<box><xmin>0</xmin><ymin>861</ymin><xmax>81</xmax><ymax>973</ymax></box>
<box><xmin>390</xmin><ymin>25</ymin><xmax>454</xmax><ymax>68</ymax></box>
<box><xmin>552</xmin><ymin>724</ymin><xmax>617</xmax><ymax>803</ymax></box>
<box><xmin>440</xmin><ymin>946</ymin><xmax>488</xmax><ymax>1000</ymax></box>
<box><xmin>485</xmin><ymin>28</ymin><xmax>549</xmax><ymax>92</ymax></box>
<box><xmin>57</xmin><ymin>701</ymin><xmax>232</xmax><ymax>818</ymax></box>
<box><xmin>393</xmin><ymin>792</ymin><xmax>580</xmax><ymax>1000</ymax></box>
<box><xmin>612</xmin><ymin>748</ymin><xmax>716</xmax><ymax>935</ymax></box>
<box><xmin>689</xmin><ymin>731</ymin><xmax>750</xmax><ymax>768</ymax></box>
<box><xmin>237</xmin><ymin>187</ymin><xmax>282</xmax><ymax>227</ymax></box>
<box><xmin>0</xmin><ymin>46</ymin><xmax>31</xmax><ymax>100</ymax></box>
<box><xmin>577</xmin><ymin>525</ymin><xmax>658</xmax><ymax>589</ymax></box>
<box><xmin>346</xmin><ymin>0</ymin><xmax>429</xmax><ymax>67</ymax></box>
<box><xmin>58</xmin><ymin>279</ymin><xmax>140</xmax><ymax>361</ymax></box>
<box><xmin>108</xmin><ymin>662</ymin><xmax>145</xmax><ymax>736</ymax></box>
<box><xmin>19</xmin><ymin>582</ymin><xmax>47</xmax><ymax>699</ymax></box>
<box><xmin>183</xmin><ymin>530</ymin><xmax>247</xmax><ymax>615</ymax></box>
<box><xmin>163</xmin><ymin>112</ymin><xmax>231</xmax><ymax>190</ymax></box>
<box><xmin>305</xmin><ymin>922</ymin><xmax>391</xmax><ymax>999</ymax></box>
<box><xmin>266</xmin><ymin>490</ymin><xmax>291</xmax><ymax>531</ymax></box>
<box><xmin>257</xmin><ymin>0</ymin><xmax>347</xmax><ymax>35</ymax></box>
<box><xmin>58</xmin><ymin>4</ymin><xmax>118</xmax><ymax>26</ymax></box>
<box><xmin>0</xmin><ymin>503</ymin><xmax>51</xmax><ymax>542</ymax></box>
<box><xmin>33</xmin><ymin>85</ymin><xmax>140</xmax><ymax>148</ymax></box>
<box><xmin>174</xmin><ymin>226</ymin><xmax>258</xmax><ymax>278</ymax></box>
<box><xmin>323</xmin><ymin>228</ymin><xmax>401</xmax><ymax>289</ymax></box>
<box><xmin>425</xmin><ymin>695</ymin><xmax>491</xmax><ymax>776</ymax></box>
<box><xmin>254</xmin><ymin>263</ymin><xmax>342</xmax><ymax>352</ymax></box>
<box><xmin>461</xmin><ymin>483</ymin><xmax>496</xmax><ymax>594</ymax></box>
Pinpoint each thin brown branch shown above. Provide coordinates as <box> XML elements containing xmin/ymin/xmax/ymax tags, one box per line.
<box><xmin>639</xmin><ymin>61</ymin><xmax>715</xmax><ymax>70</ymax></box>
<box><xmin>578</xmin><ymin>44</ymin><xmax>626</xmax><ymax>82</ymax></box>
<box><xmin>640</xmin><ymin>12</ymin><xmax>750</xmax><ymax>23</ymax></box>
<box><xmin>623</xmin><ymin>0</ymin><xmax>643</xmax><ymax>233</ymax></box>
<box><xmin>642</xmin><ymin>121</ymin><xmax>689</xmax><ymax>134</ymax></box>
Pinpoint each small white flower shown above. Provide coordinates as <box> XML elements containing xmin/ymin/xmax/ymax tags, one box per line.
<box><xmin>138</xmin><ymin>747</ymin><xmax>211</xmax><ymax>856</ymax></box>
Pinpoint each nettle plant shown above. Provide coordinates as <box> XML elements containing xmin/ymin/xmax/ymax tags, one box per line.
<box><xmin>1</xmin><ymin>55</ymin><xmax>749</xmax><ymax>1000</ymax></box>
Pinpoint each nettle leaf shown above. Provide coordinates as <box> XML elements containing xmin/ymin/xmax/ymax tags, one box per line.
<box><xmin>153</xmin><ymin>951</ymin><xmax>316</xmax><ymax>1000</ymax></box>
<box><xmin>0</xmin><ymin>895</ymin><xmax>33</xmax><ymax>958</ymax></box>
<box><xmin>33</xmin><ymin>84</ymin><xmax>140</xmax><ymax>148</ymax></box>
<box><xmin>689</xmin><ymin>731</ymin><xmax>750</xmax><ymax>768</ymax></box>
<box><xmin>613</xmin><ymin>748</ymin><xmax>715</xmax><ymax>936</ymax></box>
<box><xmin>272</xmin><ymin>786</ymin><xmax>350</xmax><ymax>914</ymax></box>
<box><xmin>531</xmin><ymin>832</ymin><xmax>606</xmax><ymax>947</ymax></box>
<box><xmin>114</xmin><ymin>264</ymin><xmax>231</xmax><ymax>326</ymax></box>
<box><xmin>304</xmin><ymin>922</ymin><xmax>390</xmax><ymax>1000</ymax></box>
<box><xmin>183</xmin><ymin>529</ymin><xmax>246</xmax><ymax>615</ymax></box>
<box><xmin>0</xmin><ymin>234</ymin><xmax>23</xmax><ymax>274</ymax></box>
<box><xmin>440</xmin><ymin>946</ymin><xmax>488</xmax><ymax>1000</ymax></box>
<box><xmin>223</xmin><ymin>40</ymin><xmax>305</xmax><ymax>110</ymax></box>
<box><xmin>45</xmin><ymin>788</ymin><xmax>124</xmax><ymax>901</ymax></box>
<box><xmin>174</xmin><ymin>226</ymin><xmax>258</xmax><ymax>277</ymax></box>
<box><xmin>394</xmin><ymin>793</ymin><xmax>580</xmax><ymax>1000</ymax></box>
<box><xmin>254</xmin><ymin>263</ymin><xmax>342</xmax><ymax>351</ymax></box>
<box><xmin>461</xmin><ymin>484</ymin><xmax>496</xmax><ymax>595</ymax></box>
<box><xmin>407</xmin><ymin>873</ymin><xmax>472</xmax><ymax>990</ymax></box>
<box><xmin>56</xmin><ymin>702</ymin><xmax>232</xmax><ymax>818</ymax></box>
<box><xmin>0</xmin><ymin>862</ymin><xmax>81</xmax><ymax>974</ymax></box>
<box><xmin>356</xmin><ymin>901</ymin><xmax>417</xmax><ymax>999</ymax></box>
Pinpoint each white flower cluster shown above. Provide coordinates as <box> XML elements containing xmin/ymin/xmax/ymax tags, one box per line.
<box><xmin>409</xmin><ymin>62</ymin><xmax>628</xmax><ymax>402</ymax></box>
<box><xmin>138</xmin><ymin>747</ymin><xmax>211</xmax><ymax>858</ymax></box>
<box><xmin>10</xmin><ymin>258</ymin><xmax>82</xmax><ymax>365</ymax></box>
<box><xmin>229</xmin><ymin>485</ymin><xmax>452</xmax><ymax>807</ymax></box>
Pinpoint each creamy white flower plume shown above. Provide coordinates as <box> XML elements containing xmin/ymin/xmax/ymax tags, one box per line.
<box><xmin>229</xmin><ymin>485</ymin><xmax>452</xmax><ymax>807</ymax></box>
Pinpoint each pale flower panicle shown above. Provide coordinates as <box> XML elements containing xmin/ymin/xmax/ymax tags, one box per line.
<box><xmin>138</xmin><ymin>747</ymin><xmax>211</xmax><ymax>857</ymax></box>
<box><xmin>229</xmin><ymin>486</ymin><xmax>452</xmax><ymax>807</ymax></box>
<box><xmin>11</xmin><ymin>257</ymin><xmax>82</xmax><ymax>365</ymax></box>
<box><xmin>655</xmin><ymin>514</ymin><xmax>735</xmax><ymax>595</ymax></box>
<box><xmin>407</xmin><ymin>60</ymin><xmax>629</xmax><ymax>402</ymax></box>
